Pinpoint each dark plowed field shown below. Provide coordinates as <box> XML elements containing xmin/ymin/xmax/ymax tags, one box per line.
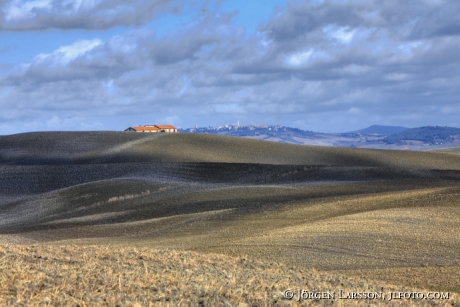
<box><xmin>1</xmin><ymin>131</ymin><xmax>460</xmax><ymax>294</ymax></box>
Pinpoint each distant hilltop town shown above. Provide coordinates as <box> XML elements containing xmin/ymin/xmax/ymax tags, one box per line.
<box><xmin>125</xmin><ymin>125</ymin><xmax>177</xmax><ymax>133</ymax></box>
<box><xmin>179</xmin><ymin>124</ymin><xmax>460</xmax><ymax>150</ymax></box>
<box><xmin>184</xmin><ymin>123</ymin><xmax>298</xmax><ymax>133</ymax></box>
<box><xmin>181</xmin><ymin>124</ymin><xmax>313</xmax><ymax>138</ymax></box>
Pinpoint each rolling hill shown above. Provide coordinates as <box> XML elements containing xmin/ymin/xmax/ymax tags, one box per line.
<box><xmin>1</xmin><ymin>131</ymin><xmax>460</xmax><ymax>305</ymax></box>
<box><xmin>384</xmin><ymin>126</ymin><xmax>460</xmax><ymax>145</ymax></box>
<box><xmin>2</xmin><ymin>131</ymin><xmax>460</xmax><ymax>168</ymax></box>
<box><xmin>351</xmin><ymin>125</ymin><xmax>409</xmax><ymax>135</ymax></box>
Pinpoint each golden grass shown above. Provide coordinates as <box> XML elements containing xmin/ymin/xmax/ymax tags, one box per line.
<box><xmin>1</xmin><ymin>244</ymin><xmax>458</xmax><ymax>307</ymax></box>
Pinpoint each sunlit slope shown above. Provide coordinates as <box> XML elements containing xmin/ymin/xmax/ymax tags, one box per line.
<box><xmin>18</xmin><ymin>180</ymin><xmax>458</xmax><ymax>292</ymax></box>
<box><xmin>90</xmin><ymin>133</ymin><xmax>460</xmax><ymax>169</ymax></box>
<box><xmin>2</xmin><ymin>132</ymin><xmax>460</xmax><ymax>170</ymax></box>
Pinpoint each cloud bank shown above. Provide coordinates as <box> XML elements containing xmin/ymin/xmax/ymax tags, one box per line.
<box><xmin>0</xmin><ymin>0</ymin><xmax>181</xmax><ymax>30</ymax></box>
<box><xmin>0</xmin><ymin>0</ymin><xmax>459</xmax><ymax>134</ymax></box>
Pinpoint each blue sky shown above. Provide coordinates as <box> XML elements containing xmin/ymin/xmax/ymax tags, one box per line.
<box><xmin>1</xmin><ymin>0</ymin><xmax>459</xmax><ymax>134</ymax></box>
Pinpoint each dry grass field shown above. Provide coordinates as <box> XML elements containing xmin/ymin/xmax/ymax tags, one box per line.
<box><xmin>435</xmin><ymin>147</ymin><xmax>460</xmax><ymax>154</ymax></box>
<box><xmin>1</xmin><ymin>244</ymin><xmax>458</xmax><ymax>307</ymax></box>
<box><xmin>1</xmin><ymin>132</ymin><xmax>460</xmax><ymax>306</ymax></box>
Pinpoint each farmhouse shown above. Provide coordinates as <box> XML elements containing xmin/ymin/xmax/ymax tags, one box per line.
<box><xmin>125</xmin><ymin>125</ymin><xmax>177</xmax><ymax>133</ymax></box>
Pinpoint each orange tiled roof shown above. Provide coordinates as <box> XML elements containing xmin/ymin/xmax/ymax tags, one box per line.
<box><xmin>131</xmin><ymin>126</ymin><xmax>161</xmax><ymax>131</ymax></box>
<box><xmin>155</xmin><ymin>124</ymin><xmax>176</xmax><ymax>129</ymax></box>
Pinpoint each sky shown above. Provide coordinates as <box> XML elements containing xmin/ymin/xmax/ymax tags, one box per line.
<box><xmin>0</xmin><ymin>0</ymin><xmax>459</xmax><ymax>134</ymax></box>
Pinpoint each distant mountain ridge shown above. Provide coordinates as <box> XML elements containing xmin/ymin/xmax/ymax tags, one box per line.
<box><xmin>179</xmin><ymin>124</ymin><xmax>460</xmax><ymax>150</ymax></box>
<box><xmin>350</xmin><ymin>125</ymin><xmax>409</xmax><ymax>135</ymax></box>
<box><xmin>180</xmin><ymin>124</ymin><xmax>411</xmax><ymax>136</ymax></box>
<box><xmin>384</xmin><ymin>126</ymin><xmax>460</xmax><ymax>145</ymax></box>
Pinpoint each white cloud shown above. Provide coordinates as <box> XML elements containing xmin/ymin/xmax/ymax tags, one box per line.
<box><xmin>3</xmin><ymin>0</ymin><xmax>53</xmax><ymax>21</ymax></box>
<box><xmin>33</xmin><ymin>39</ymin><xmax>103</xmax><ymax>66</ymax></box>
<box><xmin>323</xmin><ymin>25</ymin><xmax>355</xmax><ymax>44</ymax></box>
<box><xmin>285</xmin><ymin>49</ymin><xmax>330</xmax><ymax>66</ymax></box>
<box><xmin>287</xmin><ymin>50</ymin><xmax>313</xmax><ymax>66</ymax></box>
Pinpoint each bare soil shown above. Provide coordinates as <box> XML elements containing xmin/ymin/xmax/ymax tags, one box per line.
<box><xmin>1</xmin><ymin>132</ymin><xmax>460</xmax><ymax>306</ymax></box>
